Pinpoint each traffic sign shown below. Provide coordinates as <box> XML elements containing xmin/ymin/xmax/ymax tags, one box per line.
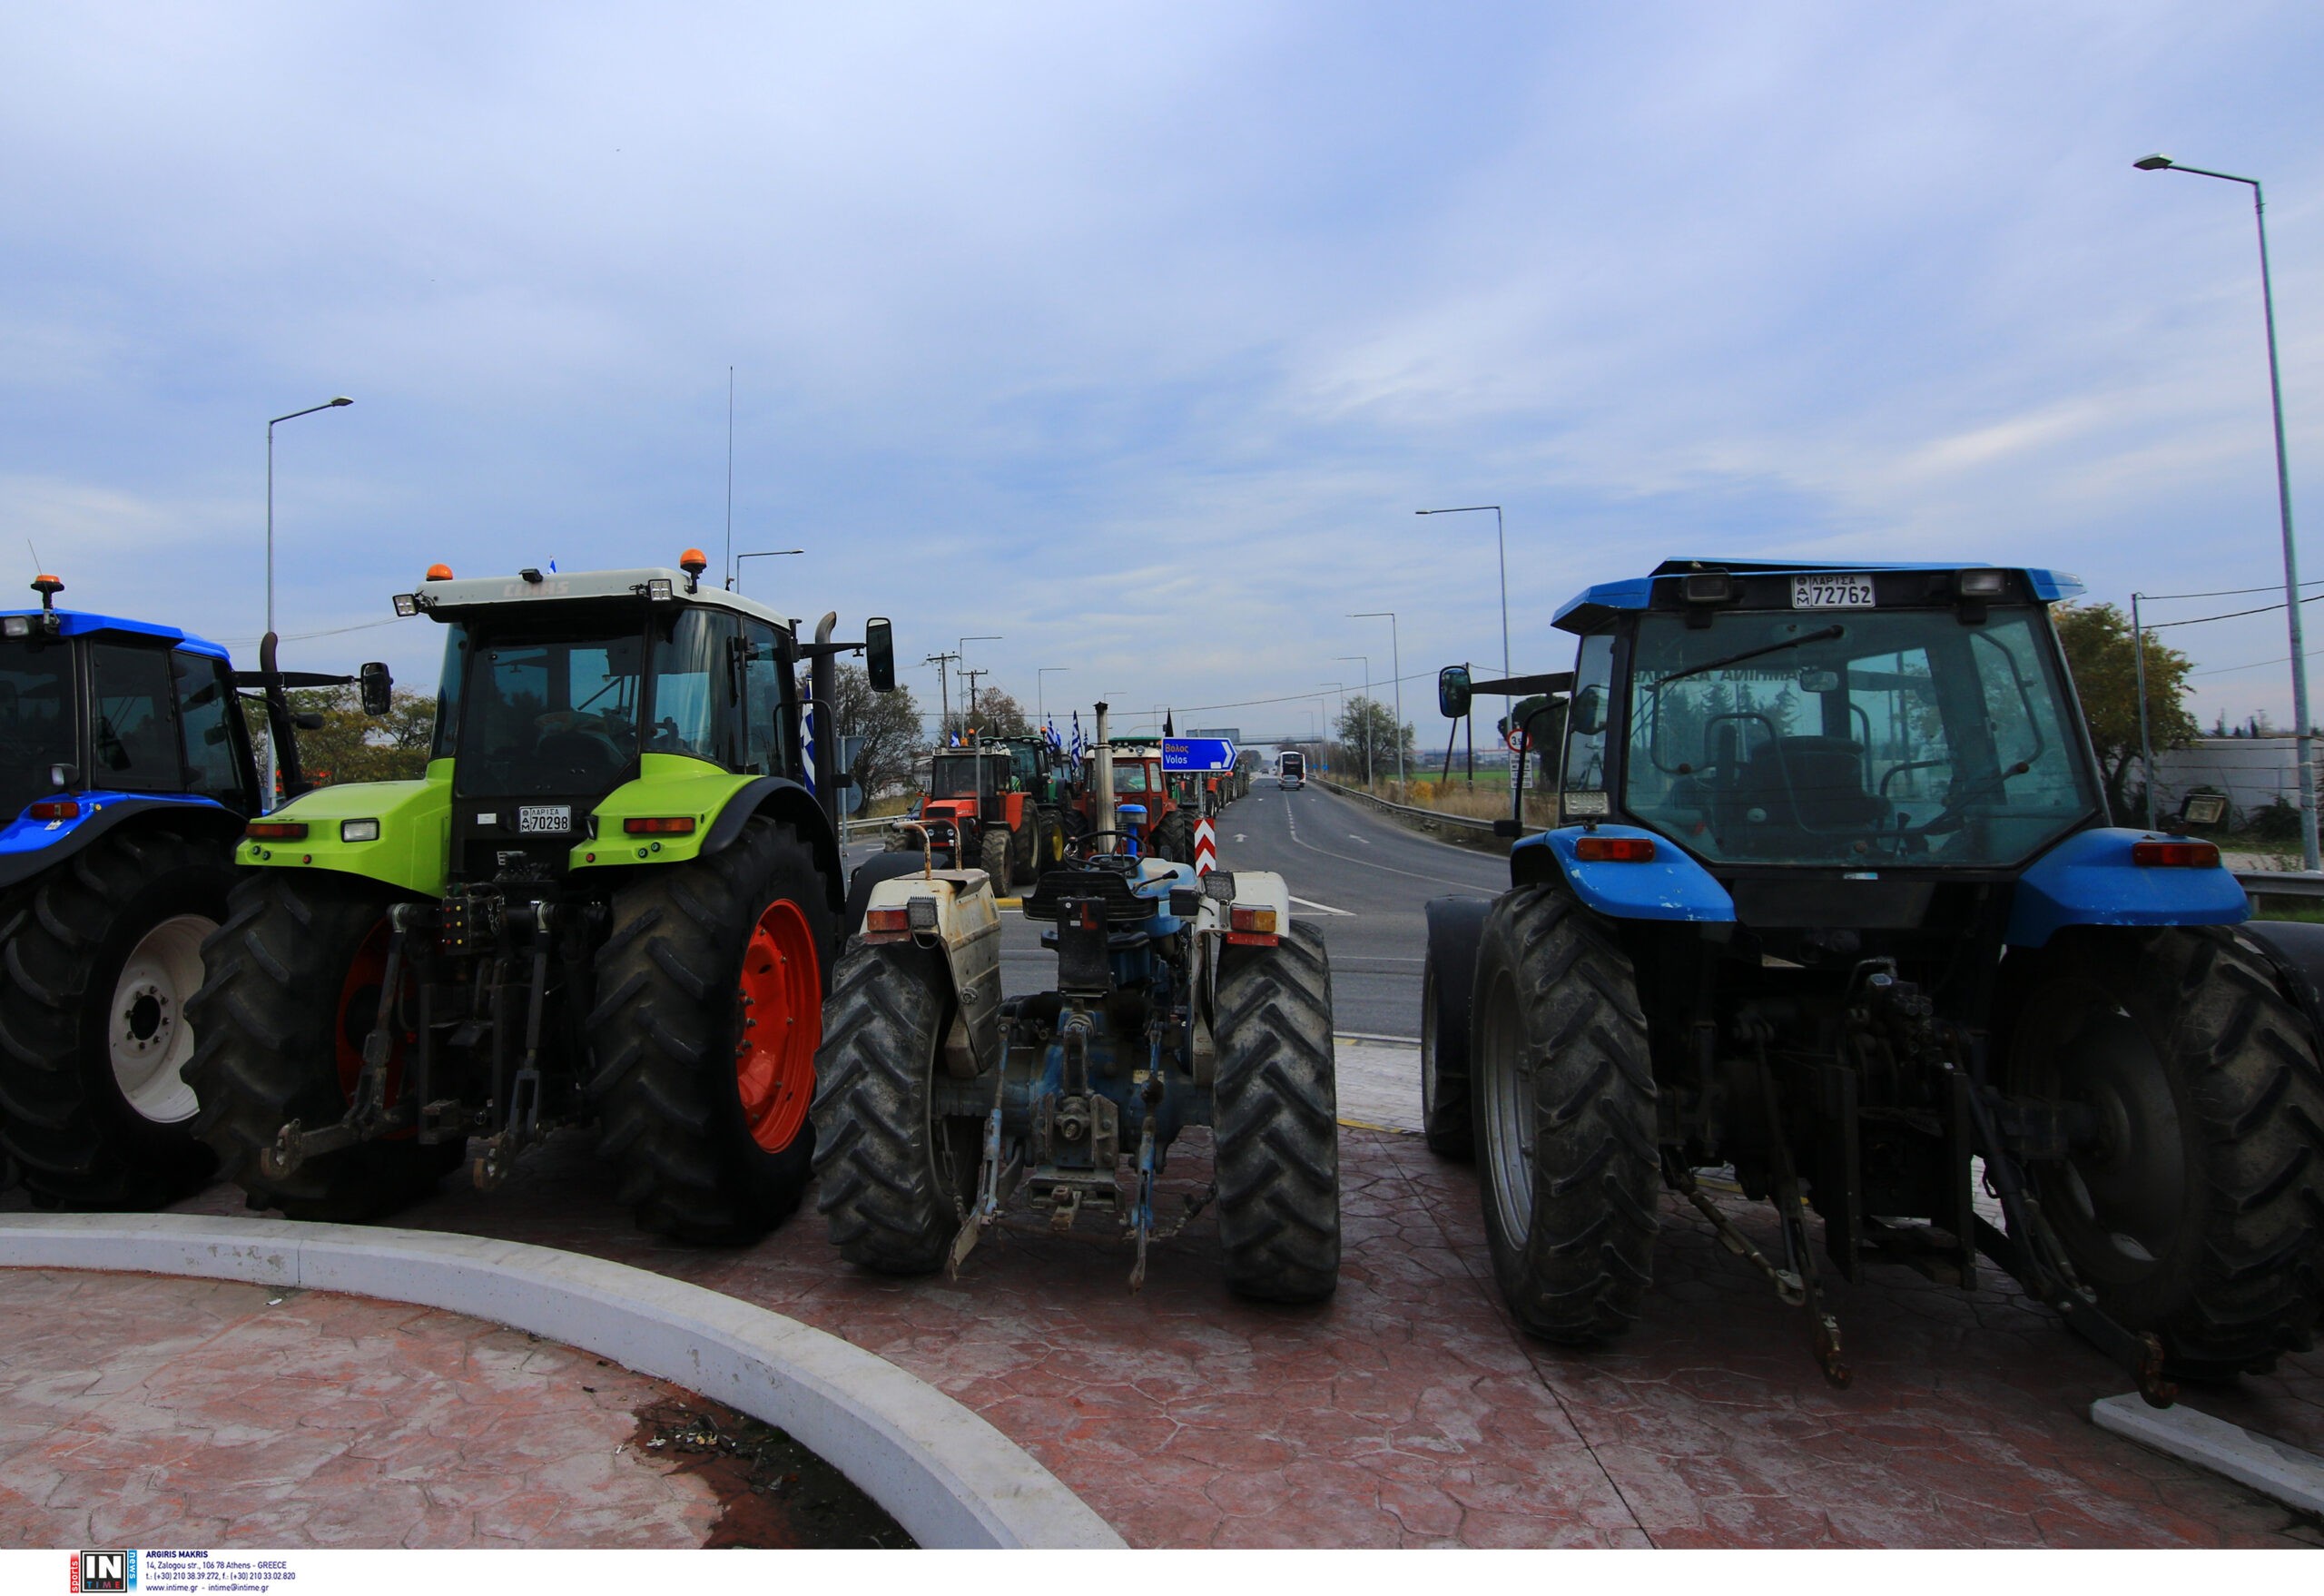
<box><xmin>1194</xmin><ymin>816</ymin><xmax>1217</xmax><ymax>875</ymax></box>
<box><xmin>1162</xmin><ymin>737</ymin><xmax>1236</xmax><ymax>772</ymax></box>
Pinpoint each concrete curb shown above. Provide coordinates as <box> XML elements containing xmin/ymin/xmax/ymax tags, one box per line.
<box><xmin>2092</xmin><ymin>1393</ymin><xmax>2324</xmax><ymax>1516</ymax></box>
<box><xmin>0</xmin><ymin>1213</ymin><xmax>1124</xmax><ymax>1551</ymax></box>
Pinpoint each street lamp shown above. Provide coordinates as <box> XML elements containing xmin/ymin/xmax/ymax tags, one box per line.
<box><xmin>2137</xmin><ymin>153</ymin><xmax>2316</xmax><ymax>871</ymax></box>
<box><xmin>1351</xmin><ymin>611</ymin><xmax>1403</xmax><ymax>791</ymax></box>
<box><xmin>1321</xmin><ymin>683</ymin><xmax>1344</xmax><ymax>773</ymax></box>
<box><xmin>731</xmin><ymin>549</ymin><xmax>803</xmax><ymax>594</ymax></box>
<box><xmin>1335</xmin><ymin>655</ymin><xmax>1371</xmax><ymax>784</ymax></box>
<box><xmin>1038</xmin><ymin>666</ymin><xmax>1070</xmax><ymax>724</ymax></box>
<box><xmin>267</xmin><ymin>397</ymin><xmax>353</xmax><ymax>640</ymax></box>
<box><xmin>1417</xmin><ymin>504</ymin><xmax>1512</xmax><ymax>729</ymax></box>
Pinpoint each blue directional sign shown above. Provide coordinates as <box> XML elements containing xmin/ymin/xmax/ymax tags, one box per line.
<box><xmin>1162</xmin><ymin>737</ymin><xmax>1237</xmax><ymax>772</ymax></box>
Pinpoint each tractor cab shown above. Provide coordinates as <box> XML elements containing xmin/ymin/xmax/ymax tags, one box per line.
<box><xmin>921</xmin><ymin>748</ymin><xmax>1016</xmax><ymax>857</ymax></box>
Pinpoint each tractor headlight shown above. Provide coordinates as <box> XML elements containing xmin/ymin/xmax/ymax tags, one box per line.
<box><xmin>646</xmin><ymin>577</ymin><xmax>674</xmax><ymax>601</ymax></box>
<box><xmin>906</xmin><ymin>896</ymin><xmax>940</xmax><ymax>931</ymax></box>
<box><xmin>1</xmin><ymin>616</ymin><xmax>29</xmax><ymax>637</ymax></box>
<box><xmin>340</xmin><ymin>818</ymin><xmax>381</xmax><ymax>843</ymax></box>
<box><xmin>392</xmin><ymin>593</ymin><xmax>419</xmax><ymax>617</ymax></box>
<box><xmin>1957</xmin><ymin>568</ymin><xmax>2009</xmax><ymax>598</ymax></box>
<box><xmin>1680</xmin><ymin>571</ymin><xmax>1736</xmax><ymax>604</ymax></box>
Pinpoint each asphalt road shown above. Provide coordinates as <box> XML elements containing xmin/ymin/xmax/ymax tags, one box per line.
<box><xmin>844</xmin><ymin>780</ymin><xmax>1508</xmax><ymax>1040</ymax></box>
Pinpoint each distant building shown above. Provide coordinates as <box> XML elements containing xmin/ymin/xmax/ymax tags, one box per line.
<box><xmin>1186</xmin><ymin>726</ymin><xmax>1242</xmax><ymax>744</ymax></box>
<box><xmin>2151</xmin><ymin>737</ymin><xmax>2309</xmax><ymax>824</ymax></box>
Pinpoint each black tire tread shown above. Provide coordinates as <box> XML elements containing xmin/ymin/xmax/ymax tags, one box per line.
<box><xmin>1214</xmin><ymin>920</ymin><xmax>1341</xmax><ymax>1302</ymax></box>
<box><xmin>1475</xmin><ymin>882</ymin><xmax>1659</xmax><ymax>1345</ymax></box>
<box><xmin>0</xmin><ymin>823</ymin><xmax>227</xmax><ymax>1207</ymax></box>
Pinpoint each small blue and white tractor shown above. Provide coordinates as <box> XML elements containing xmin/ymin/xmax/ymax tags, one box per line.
<box><xmin>1423</xmin><ymin>559</ymin><xmax>2323</xmax><ymax>1404</ymax></box>
<box><xmin>0</xmin><ymin>574</ymin><xmax>387</xmax><ymax>1207</ymax></box>
<box><xmin>813</xmin><ymin>703</ymin><xmax>1340</xmax><ymax>1299</ymax></box>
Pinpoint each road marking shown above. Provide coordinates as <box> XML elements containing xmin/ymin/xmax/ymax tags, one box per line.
<box><xmin>1234</xmin><ymin>833</ymin><xmax>1247</xmax><ymax>842</ymax></box>
<box><xmin>1347</xmin><ymin>834</ymin><xmax>1370</xmax><ymax>844</ymax></box>
<box><xmin>1289</xmin><ymin>894</ymin><xmax>1354</xmax><ymax>916</ymax></box>
<box><xmin>1279</xmin><ymin>780</ymin><xmax>1507</xmax><ymax>890</ymax></box>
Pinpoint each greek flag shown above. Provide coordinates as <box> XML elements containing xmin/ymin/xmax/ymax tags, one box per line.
<box><xmin>1045</xmin><ymin>716</ymin><xmax>1062</xmax><ymax>752</ymax></box>
<box><xmin>1070</xmin><ymin>711</ymin><xmax>1083</xmax><ymax>764</ymax></box>
<box><xmin>800</xmin><ymin>701</ymin><xmax>817</xmax><ymax>797</ymax></box>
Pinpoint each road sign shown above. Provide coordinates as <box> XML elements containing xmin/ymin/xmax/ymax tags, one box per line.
<box><xmin>1194</xmin><ymin>816</ymin><xmax>1217</xmax><ymax>876</ymax></box>
<box><xmin>1163</xmin><ymin>737</ymin><xmax>1236</xmax><ymax>772</ymax></box>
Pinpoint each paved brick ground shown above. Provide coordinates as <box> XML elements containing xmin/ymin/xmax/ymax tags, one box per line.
<box><xmin>145</xmin><ymin>1117</ymin><xmax>2322</xmax><ymax>1549</ymax></box>
<box><xmin>0</xmin><ymin>1270</ymin><xmax>723</xmax><ymax>1548</ymax></box>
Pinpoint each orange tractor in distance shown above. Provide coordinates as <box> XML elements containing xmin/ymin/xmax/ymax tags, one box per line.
<box><xmin>1075</xmin><ymin>740</ymin><xmax>1193</xmax><ymax>862</ymax></box>
<box><xmin>894</xmin><ymin>743</ymin><xmax>1044</xmax><ymax>889</ymax></box>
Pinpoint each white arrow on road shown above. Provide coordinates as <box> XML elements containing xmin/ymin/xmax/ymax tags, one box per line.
<box><xmin>1234</xmin><ymin>833</ymin><xmax>1247</xmax><ymax>842</ymax></box>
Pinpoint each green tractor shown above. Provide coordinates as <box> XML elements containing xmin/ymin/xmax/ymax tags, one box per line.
<box><xmin>185</xmin><ymin>554</ymin><xmax>902</xmax><ymax>1242</ymax></box>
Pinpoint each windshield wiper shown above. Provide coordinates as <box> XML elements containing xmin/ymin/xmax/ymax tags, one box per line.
<box><xmin>1656</xmin><ymin>624</ymin><xmax>1846</xmax><ymax>689</ymax></box>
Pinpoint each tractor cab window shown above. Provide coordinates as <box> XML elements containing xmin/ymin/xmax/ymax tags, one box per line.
<box><xmin>0</xmin><ymin>637</ymin><xmax>75</xmax><ymax>819</ymax></box>
<box><xmin>455</xmin><ymin>618</ymin><xmax>644</xmax><ymax>796</ymax></box>
<box><xmin>172</xmin><ymin>650</ymin><xmax>245</xmax><ymax>805</ymax></box>
<box><xmin>649</xmin><ymin>607</ymin><xmax>738</xmax><ymax>765</ymax></box>
<box><xmin>739</xmin><ymin>618</ymin><xmax>786</xmax><ymax>777</ymax></box>
<box><xmin>1561</xmin><ymin>634</ymin><xmax>1614</xmax><ymax>815</ymax></box>
<box><xmin>1620</xmin><ymin>606</ymin><xmax>2098</xmax><ymax>866</ymax></box>
<box><xmin>929</xmin><ymin>754</ymin><xmax>1005</xmax><ymax>799</ymax></box>
<box><xmin>87</xmin><ymin>642</ymin><xmax>181</xmax><ymax>793</ymax></box>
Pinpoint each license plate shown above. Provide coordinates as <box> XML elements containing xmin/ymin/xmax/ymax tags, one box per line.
<box><xmin>517</xmin><ymin>805</ymin><xmax>572</xmax><ymax>833</ymax></box>
<box><xmin>1791</xmin><ymin>576</ymin><xmax>1876</xmax><ymax>609</ymax></box>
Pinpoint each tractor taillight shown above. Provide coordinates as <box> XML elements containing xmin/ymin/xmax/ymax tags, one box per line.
<box><xmin>245</xmin><ymin>821</ymin><xmax>309</xmax><ymax>840</ymax></box>
<box><xmin>864</xmin><ymin>907</ymin><xmax>911</xmax><ymax>934</ymax></box>
<box><xmin>624</xmin><ymin>816</ymin><xmax>696</xmax><ymax>834</ymax></box>
<box><xmin>2132</xmin><ymin>840</ymin><xmax>2220</xmax><ymax>868</ymax></box>
<box><xmin>27</xmin><ymin>799</ymin><xmax>76</xmax><ymax>820</ymax></box>
<box><xmin>1230</xmin><ymin>906</ymin><xmax>1277</xmax><ymax>934</ymax></box>
<box><xmin>1575</xmin><ymin>835</ymin><xmax>1656</xmax><ymax>862</ymax></box>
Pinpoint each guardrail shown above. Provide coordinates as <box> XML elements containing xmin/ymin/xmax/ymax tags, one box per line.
<box><xmin>1311</xmin><ymin>777</ymin><xmax>2324</xmax><ymax>905</ymax></box>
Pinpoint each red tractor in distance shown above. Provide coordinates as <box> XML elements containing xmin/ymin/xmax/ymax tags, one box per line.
<box><xmin>1075</xmin><ymin>742</ymin><xmax>1192</xmax><ymax>862</ymax></box>
<box><xmin>896</xmin><ymin>744</ymin><xmax>1041</xmax><ymax>889</ymax></box>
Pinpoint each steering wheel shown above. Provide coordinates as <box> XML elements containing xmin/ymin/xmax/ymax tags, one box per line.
<box><xmin>1061</xmin><ymin>829</ymin><xmax>1132</xmax><ymax>863</ymax></box>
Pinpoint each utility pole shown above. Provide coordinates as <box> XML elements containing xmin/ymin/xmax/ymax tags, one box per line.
<box><xmin>924</xmin><ymin>651</ymin><xmax>959</xmax><ymax>742</ymax></box>
<box><xmin>960</xmin><ymin>667</ymin><xmax>990</xmax><ymax>732</ymax></box>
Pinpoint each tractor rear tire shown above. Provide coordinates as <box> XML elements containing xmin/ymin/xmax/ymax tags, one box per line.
<box><xmin>183</xmin><ymin>872</ymin><xmax>460</xmax><ymax>1220</ymax></box>
<box><xmin>589</xmin><ymin>815</ymin><xmax>832</xmax><ymax>1245</ymax></box>
<box><xmin>1471</xmin><ymin>883</ymin><xmax>1659</xmax><ymax>1345</ymax></box>
<box><xmin>810</xmin><ymin>942</ymin><xmax>980</xmax><ymax>1274</ymax></box>
<box><xmin>2002</xmin><ymin>925</ymin><xmax>2324</xmax><ymax>1376</ymax></box>
<box><xmin>1156</xmin><ymin>812</ymin><xmax>1193</xmax><ymax>865</ymax></box>
<box><xmin>977</xmin><ymin>825</ymin><xmax>1011</xmax><ymax>885</ymax></box>
<box><xmin>0</xmin><ymin>825</ymin><xmax>227</xmax><ymax>1208</ymax></box>
<box><xmin>1214</xmin><ymin>921</ymin><xmax>1340</xmax><ymax>1303</ymax></box>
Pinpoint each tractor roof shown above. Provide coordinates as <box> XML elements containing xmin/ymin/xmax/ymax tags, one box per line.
<box><xmin>0</xmin><ymin>608</ymin><xmax>232</xmax><ymax>662</ymax></box>
<box><xmin>409</xmin><ymin>566</ymin><xmax>792</xmax><ymax>631</ymax></box>
<box><xmin>1552</xmin><ymin>558</ymin><xmax>2086</xmax><ymax>635</ymax></box>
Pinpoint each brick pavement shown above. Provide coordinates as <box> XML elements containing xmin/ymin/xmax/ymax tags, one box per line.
<box><xmin>147</xmin><ymin>1120</ymin><xmax>2321</xmax><ymax>1549</ymax></box>
<box><xmin>0</xmin><ymin>1270</ymin><xmax>724</xmax><ymax>1548</ymax></box>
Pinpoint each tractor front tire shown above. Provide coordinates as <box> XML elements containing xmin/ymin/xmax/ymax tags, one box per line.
<box><xmin>0</xmin><ymin>825</ymin><xmax>228</xmax><ymax>1208</ymax></box>
<box><xmin>1471</xmin><ymin>883</ymin><xmax>1659</xmax><ymax>1344</ymax></box>
<box><xmin>2004</xmin><ymin>925</ymin><xmax>2324</xmax><ymax>1376</ymax></box>
<box><xmin>810</xmin><ymin>942</ymin><xmax>980</xmax><ymax>1274</ymax></box>
<box><xmin>1156</xmin><ymin>812</ymin><xmax>1194</xmax><ymax>865</ymax></box>
<box><xmin>589</xmin><ymin>815</ymin><xmax>832</xmax><ymax>1245</ymax></box>
<box><xmin>977</xmin><ymin>825</ymin><xmax>1012</xmax><ymax>885</ymax></box>
<box><xmin>1214</xmin><ymin>921</ymin><xmax>1340</xmax><ymax>1302</ymax></box>
<box><xmin>183</xmin><ymin>872</ymin><xmax>459</xmax><ymax>1220</ymax></box>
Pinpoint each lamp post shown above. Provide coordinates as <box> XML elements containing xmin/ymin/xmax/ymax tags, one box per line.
<box><xmin>2137</xmin><ymin>153</ymin><xmax>2315</xmax><ymax>871</ymax></box>
<box><xmin>2132</xmin><ymin>591</ymin><xmax>2159</xmax><ymax>830</ymax></box>
<box><xmin>1322</xmin><ymin>684</ymin><xmax>1344</xmax><ymax>773</ymax></box>
<box><xmin>1417</xmin><ymin>503</ymin><xmax>1511</xmax><ymax>734</ymax></box>
<box><xmin>1335</xmin><ymin>655</ymin><xmax>1371</xmax><ymax>783</ymax></box>
<box><xmin>731</xmin><ymin>548</ymin><xmax>803</xmax><ymax>595</ymax></box>
<box><xmin>1351</xmin><ymin>611</ymin><xmax>1403</xmax><ymax>792</ymax></box>
<box><xmin>267</xmin><ymin>397</ymin><xmax>354</xmax><ymax>641</ymax></box>
<box><xmin>1038</xmin><ymin>666</ymin><xmax>1069</xmax><ymax>724</ymax></box>
<box><xmin>261</xmin><ymin>395</ymin><xmax>352</xmax><ymax>810</ymax></box>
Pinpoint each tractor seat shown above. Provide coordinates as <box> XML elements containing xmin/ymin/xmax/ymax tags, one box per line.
<box><xmin>1739</xmin><ymin>736</ymin><xmax>1886</xmax><ymax>832</ymax></box>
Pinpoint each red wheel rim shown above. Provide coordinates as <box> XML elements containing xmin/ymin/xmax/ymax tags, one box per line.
<box><xmin>335</xmin><ymin>918</ymin><xmax>417</xmax><ymax>1139</ymax></box>
<box><xmin>735</xmin><ymin>898</ymin><xmax>822</xmax><ymax>1153</ymax></box>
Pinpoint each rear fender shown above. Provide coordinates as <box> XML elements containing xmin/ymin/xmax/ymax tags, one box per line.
<box><xmin>1524</xmin><ymin>826</ymin><xmax>1736</xmax><ymax>923</ymax></box>
<box><xmin>2004</xmin><ymin>827</ymin><xmax>2248</xmax><ymax>948</ymax></box>
<box><xmin>0</xmin><ymin>793</ymin><xmax>241</xmax><ymax>896</ymax></box>
<box><xmin>1205</xmin><ymin>867</ymin><xmax>1292</xmax><ymax>946</ymax></box>
<box><xmin>858</xmin><ymin>869</ymin><xmax>1003</xmax><ymax>1076</ymax></box>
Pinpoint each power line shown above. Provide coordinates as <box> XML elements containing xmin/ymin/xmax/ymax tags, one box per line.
<box><xmin>2144</xmin><ymin>591</ymin><xmax>2324</xmax><ymax>629</ymax></box>
<box><xmin>220</xmin><ymin>616</ymin><xmax>413</xmax><ymax>646</ymax></box>
<box><xmin>2137</xmin><ymin>577</ymin><xmax>2324</xmax><ymax>602</ymax></box>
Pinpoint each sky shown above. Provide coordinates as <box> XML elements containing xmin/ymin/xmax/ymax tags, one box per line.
<box><xmin>3</xmin><ymin>2</ymin><xmax>2320</xmax><ymax>742</ymax></box>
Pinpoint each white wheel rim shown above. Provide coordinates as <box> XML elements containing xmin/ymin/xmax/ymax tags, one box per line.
<box><xmin>108</xmin><ymin>913</ymin><xmax>214</xmax><ymax>1124</ymax></box>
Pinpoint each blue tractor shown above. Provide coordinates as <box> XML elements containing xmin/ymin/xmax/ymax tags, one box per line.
<box><xmin>1423</xmin><ymin>560</ymin><xmax>2324</xmax><ymax>1404</ymax></box>
<box><xmin>0</xmin><ymin>575</ymin><xmax>387</xmax><ymax>1207</ymax></box>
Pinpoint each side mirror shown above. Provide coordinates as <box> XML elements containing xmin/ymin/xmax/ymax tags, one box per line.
<box><xmin>1570</xmin><ymin>684</ymin><xmax>1605</xmax><ymax>737</ymax></box>
<box><xmin>865</xmin><ymin>617</ymin><xmax>895</xmax><ymax>692</ymax></box>
<box><xmin>292</xmin><ymin>712</ymin><xmax>326</xmax><ymax>732</ymax></box>
<box><xmin>1437</xmin><ymin>665</ymin><xmax>1472</xmax><ymax>720</ymax></box>
<box><xmin>359</xmin><ymin>661</ymin><xmax>394</xmax><ymax>717</ymax></box>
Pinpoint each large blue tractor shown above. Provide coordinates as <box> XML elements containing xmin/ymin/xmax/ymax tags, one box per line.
<box><xmin>1423</xmin><ymin>559</ymin><xmax>2323</xmax><ymax>1404</ymax></box>
<box><xmin>0</xmin><ymin>575</ymin><xmax>384</xmax><ymax>1207</ymax></box>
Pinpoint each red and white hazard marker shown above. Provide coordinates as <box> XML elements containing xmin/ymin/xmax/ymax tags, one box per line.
<box><xmin>1194</xmin><ymin>816</ymin><xmax>1217</xmax><ymax>875</ymax></box>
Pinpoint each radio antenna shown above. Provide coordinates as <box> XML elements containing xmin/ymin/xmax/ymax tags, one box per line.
<box><xmin>723</xmin><ymin>366</ymin><xmax>735</xmax><ymax>588</ymax></box>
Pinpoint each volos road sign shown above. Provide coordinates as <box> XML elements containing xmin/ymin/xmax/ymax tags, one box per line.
<box><xmin>1162</xmin><ymin>737</ymin><xmax>1236</xmax><ymax>772</ymax></box>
